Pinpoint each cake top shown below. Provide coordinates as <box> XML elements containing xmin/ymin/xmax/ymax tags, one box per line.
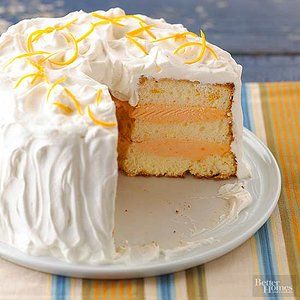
<box><xmin>0</xmin><ymin>8</ymin><xmax>241</xmax><ymax>128</ymax></box>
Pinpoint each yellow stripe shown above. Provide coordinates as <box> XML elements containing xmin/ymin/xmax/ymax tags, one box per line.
<box><xmin>102</xmin><ymin>280</ymin><xmax>108</xmax><ymax>299</ymax></box>
<box><xmin>271</xmin><ymin>84</ymin><xmax>299</xmax><ymax>216</ymax></box>
<box><xmin>110</xmin><ymin>281</ymin><xmax>116</xmax><ymax>300</ymax></box>
<box><xmin>93</xmin><ymin>281</ymin><xmax>100</xmax><ymax>299</ymax></box>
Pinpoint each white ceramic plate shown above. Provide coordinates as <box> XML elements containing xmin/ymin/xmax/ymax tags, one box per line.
<box><xmin>0</xmin><ymin>128</ymin><xmax>281</xmax><ymax>279</ymax></box>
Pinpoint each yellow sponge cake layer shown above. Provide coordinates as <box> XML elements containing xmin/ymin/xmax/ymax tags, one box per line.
<box><xmin>128</xmin><ymin>121</ymin><xmax>232</xmax><ymax>143</ymax></box>
<box><xmin>138</xmin><ymin>77</ymin><xmax>233</xmax><ymax>109</ymax></box>
<box><xmin>115</xmin><ymin>77</ymin><xmax>236</xmax><ymax>179</ymax></box>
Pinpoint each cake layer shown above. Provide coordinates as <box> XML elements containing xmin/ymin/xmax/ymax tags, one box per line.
<box><xmin>138</xmin><ymin>77</ymin><xmax>234</xmax><ymax>110</ymax></box>
<box><xmin>118</xmin><ymin>144</ymin><xmax>236</xmax><ymax>178</ymax></box>
<box><xmin>123</xmin><ymin>121</ymin><xmax>232</xmax><ymax>143</ymax></box>
<box><xmin>121</xmin><ymin>138</ymin><xmax>230</xmax><ymax>160</ymax></box>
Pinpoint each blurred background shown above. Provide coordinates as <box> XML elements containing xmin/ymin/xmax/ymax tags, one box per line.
<box><xmin>0</xmin><ymin>0</ymin><xmax>299</xmax><ymax>82</ymax></box>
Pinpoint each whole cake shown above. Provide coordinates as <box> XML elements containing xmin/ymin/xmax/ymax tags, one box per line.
<box><xmin>0</xmin><ymin>8</ymin><xmax>246</xmax><ymax>263</ymax></box>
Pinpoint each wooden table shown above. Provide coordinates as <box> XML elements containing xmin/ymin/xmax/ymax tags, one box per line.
<box><xmin>0</xmin><ymin>0</ymin><xmax>299</xmax><ymax>81</ymax></box>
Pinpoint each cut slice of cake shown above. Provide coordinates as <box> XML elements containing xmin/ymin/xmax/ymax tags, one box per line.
<box><xmin>116</xmin><ymin>78</ymin><xmax>236</xmax><ymax>178</ymax></box>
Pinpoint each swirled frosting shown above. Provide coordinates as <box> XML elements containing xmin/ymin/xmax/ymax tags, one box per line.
<box><xmin>0</xmin><ymin>8</ymin><xmax>247</xmax><ymax>264</ymax></box>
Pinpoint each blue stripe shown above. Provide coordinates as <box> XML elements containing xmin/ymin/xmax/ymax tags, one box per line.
<box><xmin>157</xmin><ymin>274</ymin><xmax>175</xmax><ymax>300</ymax></box>
<box><xmin>241</xmin><ymin>84</ymin><xmax>252</xmax><ymax>130</ymax></box>
<box><xmin>255</xmin><ymin>223</ymin><xmax>280</xmax><ymax>300</ymax></box>
<box><xmin>244</xmin><ymin>84</ymin><xmax>279</xmax><ymax>300</ymax></box>
<box><xmin>52</xmin><ymin>275</ymin><xmax>70</xmax><ymax>300</ymax></box>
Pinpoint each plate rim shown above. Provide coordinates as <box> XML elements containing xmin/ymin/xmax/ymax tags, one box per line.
<box><xmin>0</xmin><ymin>128</ymin><xmax>281</xmax><ymax>279</ymax></box>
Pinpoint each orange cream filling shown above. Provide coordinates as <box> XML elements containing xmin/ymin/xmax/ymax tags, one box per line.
<box><xmin>127</xmin><ymin>138</ymin><xmax>231</xmax><ymax>160</ymax></box>
<box><xmin>130</xmin><ymin>104</ymin><xmax>227</xmax><ymax>123</ymax></box>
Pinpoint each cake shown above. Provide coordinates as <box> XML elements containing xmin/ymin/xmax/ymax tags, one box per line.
<box><xmin>0</xmin><ymin>8</ymin><xmax>246</xmax><ymax>263</ymax></box>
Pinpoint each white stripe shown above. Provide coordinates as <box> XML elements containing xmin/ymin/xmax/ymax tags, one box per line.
<box><xmin>174</xmin><ymin>271</ymin><xmax>188</xmax><ymax>300</ymax></box>
<box><xmin>247</xmin><ymin>83</ymin><xmax>267</xmax><ymax>143</ymax></box>
<box><xmin>70</xmin><ymin>278</ymin><xmax>82</xmax><ymax>300</ymax></box>
<box><xmin>205</xmin><ymin>241</ymin><xmax>255</xmax><ymax>299</ymax></box>
<box><xmin>144</xmin><ymin>277</ymin><xmax>157</xmax><ymax>300</ymax></box>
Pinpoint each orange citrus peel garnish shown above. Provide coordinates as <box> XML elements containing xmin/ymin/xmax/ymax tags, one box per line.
<box><xmin>27</xmin><ymin>27</ymin><xmax>55</xmax><ymax>52</ymax></box>
<box><xmin>91</xmin><ymin>12</ymin><xmax>125</xmax><ymax>27</ymax></box>
<box><xmin>76</xmin><ymin>23</ymin><xmax>95</xmax><ymax>43</ymax></box>
<box><xmin>127</xmin><ymin>22</ymin><xmax>156</xmax><ymax>39</ymax></box>
<box><xmin>64</xmin><ymin>87</ymin><xmax>83</xmax><ymax>115</ymax></box>
<box><xmin>86</xmin><ymin>106</ymin><xmax>117</xmax><ymax>127</ymax></box>
<box><xmin>115</xmin><ymin>14</ymin><xmax>146</xmax><ymax>24</ymax></box>
<box><xmin>46</xmin><ymin>76</ymin><xmax>66</xmax><ymax>102</ymax></box>
<box><xmin>4</xmin><ymin>51</ymin><xmax>50</xmax><ymax>69</ymax></box>
<box><xmin>53</xmin><ymin>101</ymin><xmax>73</xmax><ymax>115</ymax></box>
<box><xmin>126</xmin><ymin>35</ymin><xmax>148</xmax><ymax>55</ymax></box>
<box><xmin>153</xmin><ymin>31</ymin><xmax>198</xmax><ymax>43</ymax></box>
<box><xmin>54</xmin><ymin>18</ymin><xmax>78</xmax><ymax>31</ymax></box>
<box><xmin>48</xmin><ymin>32</ymin><xmax>79</xmax><ymax>66</ymax></box>
<box><xmin>14</xmin><ymin>72</ymin><xmax>43</xmax><ymax>88</ymax></box>
<box><xmin>174</xmin><ymin>31</ymin><xmax>218</xmax><ymax>64</ymax></box>
<box><xmin>95</xmin><ymin>89</ymin><xmax>103</xmax><ymax>105</ymax></box>
<box><xmin>27</xmin><ymin>18</ymin><xmax>78</xmax><ymax>52</ymax></box>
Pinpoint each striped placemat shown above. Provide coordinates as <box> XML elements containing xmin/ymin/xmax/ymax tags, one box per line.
<box><xmin>0</xmin><ymin>82</ymin><xmax>299</xmax><ymax>300</ymax></box>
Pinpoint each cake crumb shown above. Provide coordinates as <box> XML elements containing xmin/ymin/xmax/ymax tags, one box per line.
<box><xmin>175</xmin><ymin>209</ymin><xmax>179</xmax><ymax>214</ymax></box>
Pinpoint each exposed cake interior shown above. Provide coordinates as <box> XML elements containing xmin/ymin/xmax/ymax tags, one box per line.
<box><xmin>116</xmin><ymin>77</ymin><xmax>236</xmax><ymax>178</ymax></box>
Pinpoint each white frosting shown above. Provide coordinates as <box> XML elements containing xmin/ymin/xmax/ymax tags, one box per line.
<box><xmin>0</xmin><ymin>122</ymin><xmax>118</xmax><ymax>263</ymax></box>
<box><xmin>217</xmin><ymin>182</ymin><xmax>252</xmax><ymax>222</ymax></box>
<box><xmin>0</xmin><ymin>8</ymin><xmax>247</xmax><ymax>264</ymax></box>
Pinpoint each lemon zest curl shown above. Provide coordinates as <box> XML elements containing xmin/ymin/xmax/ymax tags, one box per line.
<box><xmin>64</xmin><ymin>87</ymin><xmax>83</xmax><ymax>115</ymax></box>
<box><xmin>86</xmin><ymin>106</ymin><xmax>117</xmax><ymax>127</ymax></box>
<box><xmin>126</xmin><ymin>35</ymin><xmax>148</xmax><ymax>55</ymax></box>
<box><xmin>53</xmin><ymin>101</ymin><xmax>73</xmax><ymax>115</ymax></box>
